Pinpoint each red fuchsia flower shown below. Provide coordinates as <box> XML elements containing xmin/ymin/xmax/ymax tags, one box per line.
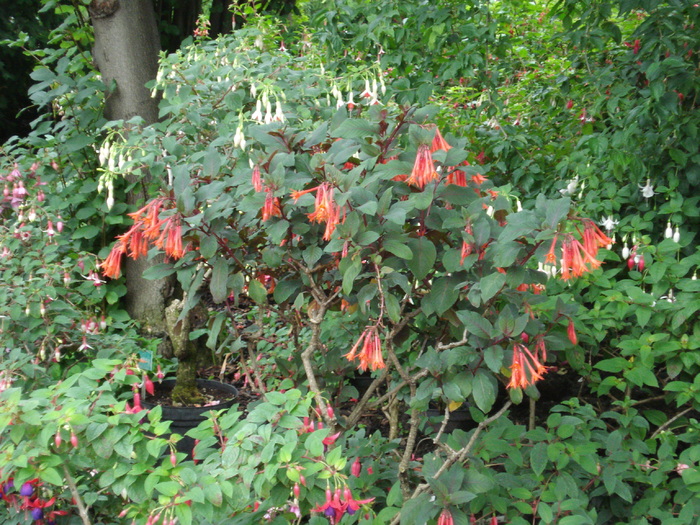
<box><xmin>251</xmin><ymin>165</ymin><xmax>263</xmax><ymax>192</ymax></box>
<box><xmin>344</xmin><ymin>326</ymin><xmax>385</xmax><ymax>371</ymax></box>
<box><xmin>351</xmin><ymin>457</ymin><xmax>362</xmax><ymax>477</ymax></box>
<box><xmin>446</xmin><ymin>169</ymin><xmax>467</xmax><ymax>186</ymax></box>
<box><xmin>581</xmin><ymin>219</ymin><xmax>613</xmax><ymax>259</ymax></box>
<box><xmin>322</xmin><ymin>432</ymin><xmax>341</xmax><ymax>447</ymax></box>
<box><xmin>261</xmin><ymin>190</ymin><xmax>282</xmax><ymax>221</ymax></box>
<box><xmin>99</xmin><ymin>241</ymin><xmax>126</xmax><ymax>279</ymax></box>
<box><xmin>460</xmin><ymin>222</ymin><xmax>474</xmax><ymax>265</ymax></box>
<box><xmin>545</xmin><ymin>235</ymin><xmax>558</xmax><ymax>265</ymax></box>
<box><xmin>155</xmin><ymin>214</ymin><xmax>185</xmax><ymax>259</ymax></box>
<box><xmin>507</xmin><ymin>342</ymin><xmax>548</xmax><ymax>390</ymax></box>
<box><xmin>312</xmin><ymin>488</ymin><xmax>343</xmax><ymax>522</ymax></box>
<box><xmin>407</xmin><ymin>144</ymin><xmax>439</xmax><ymax>189</ymax></box>
<box><xmin>430</xmin><ymin>126</ymin><xmax>452</xmax><ymax>153</ymax></box>
<box><xmin>560</xmin><ymin>235</ymin><xmax>601</xmax><ymax>280</ymax></box>
<box><xmin>437</xmin><ymin>508</ymin><xmax>454</xmax><ymax>525</ymax></box>
<box><xmin>343</xmin><ymin>486</ymin><xmax>374</xmax><ymax>515</ymax></box>
<box><xmin>567</xmin><ymin>319</ymin><xmax>578</xmax><ymax>345</ymax></box>
<box><xmin>471</xmin><ymin>173</ymin><xmax>488</xmax><ymax>185</ymax></box>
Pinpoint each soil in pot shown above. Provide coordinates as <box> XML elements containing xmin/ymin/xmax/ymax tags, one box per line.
<box><xmin>143</xmin><ymin>379</ymin><xmax>238</xmax><ymax>457</ymax></box>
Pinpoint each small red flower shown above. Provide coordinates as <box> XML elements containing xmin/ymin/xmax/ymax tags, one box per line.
<box><xmin>406</xmin><ymin>144</ymin><xmax>438</xmax><ymax>189</ymax></box>
<box><xmin>437</xmin><ymin>508</ymin><xmax>454</xmax><ymax>525</ymax></box>
<box><xmin>567</xmin><ymin>319</ymin><xmax>578</xmax><ymax>345</ymax></box>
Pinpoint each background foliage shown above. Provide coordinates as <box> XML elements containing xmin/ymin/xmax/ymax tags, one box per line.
<box><xmin>1</xmin><ymin>1</ymin><xmax>699</xmax><ymax>524</ymax></box>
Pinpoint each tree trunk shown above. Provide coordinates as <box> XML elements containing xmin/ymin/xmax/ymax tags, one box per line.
<box><xmin>90</xmin><ymin>0</ymin><xmax>173</xmax><ymax>344</ymax></box>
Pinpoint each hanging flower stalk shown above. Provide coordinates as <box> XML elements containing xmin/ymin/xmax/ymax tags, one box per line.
<box><xmin>99</xmin><ymin>198</ymin><xmax>185</xmax><ymax>279</ymax></box>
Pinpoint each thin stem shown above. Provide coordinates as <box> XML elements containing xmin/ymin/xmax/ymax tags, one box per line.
<box><xmin>62</xmin><ymin>465</ymin><xmax>91</xmax><ymax>525</ymax></box>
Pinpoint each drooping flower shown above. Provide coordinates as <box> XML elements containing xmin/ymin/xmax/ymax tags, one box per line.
<box><xmin>343</xmin><ymin>486</ymin><xmax>374</xmax><ymax>515</ymax></box>
<box><xmin>560</xmin><ymin>235</ymin><xmax>601</xmax><ymax>280</ymax></box>
<box><xmin>345</xmin><ymin>326</ymin><xmax>385</xmax><ymax>371</ymax></box>
<box><xmin>545</xmin><ymin>235</ymin><xmax>558</xmax><ymax>265</ymax></box>
<box><xmin>507</xmin><ymin>343</ymin><xmax>548</xmax><ymax>390</ymax></box>
<box><xmin>351</xmin><ymin>457</ymin><xmax>362</xmax><ymax>477</ymax></box>
<box><xmin>600</xmin><ymin>215</ymin><xmax>619</xmax><ymax>232</ymax></box>
<box><xmin>406</xmin><ymin>144</ymin><xmax>438</xmax><ymax>189</ymax></box>
<box><xmin>446</xmin><ymin>169</ymin><xmax>466</xmax><ymax>187</ymax></box>
<box><xmin>567</xmin><ymin>319</ymin><xmax>578</xmax><ymax>345</ymax></box>
<box><xmin>252</xmin><ymin>165</ymin><xmax>263</xmax><ymax>192</ymax></box>
<box><xmin>99</xmin><ymin>242</ymin><xmax>126</xmax><ymax>279</ymax></box>
<box><xmin>581</xmin><ymin>219</ymin><xmax>613</xmax><ymax>259</ymax></box>
<box><xmin>639</xmin><ymin>178</ymin><xmax>655</xmax><ymax>199</ymax></box>
<box><xmin>262</xmin><ymin>190</ymin><xmax>282</xmax><ymax>221</ymax></box>
<box><xmin>430</xmin><ymin>126</ymin><xmax>452</xmax><ymax>153</ymax></box>
<box><xmin>437</xmin><ymin>508</ymin><xmax>455</xmax><ymax>525</ymax></box>
<box><xmin>154</xmin><ymin>214</ymin><xmax>185</xmax><ymax>259</ymax></box>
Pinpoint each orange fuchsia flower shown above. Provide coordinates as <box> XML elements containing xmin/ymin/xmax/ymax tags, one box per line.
<box><xmin>430</xmin><ymin>126</ymin><xmax>452</xmax><ymax>153</ymax></box>
<box><xmin>507</xmin><ymin>342</ymin><xmax>548</xmax><ymax>390</ymax></box>
<box><xmin>581</xmin><ymin>218</ymin><xmax>613</xmax><ymax>259</ymax></box>
<box><xmin>406</xmin><ymin>144</ymin><xmax>439</xmax><ymax>190</ymax></box>
<box><xmin>99</xmin><ymin>241</ymin><xmax>127</xmax><ymax>279</ymax></box>
<box><xmin>561</xmin><ymin>235</ymin><xmax>601</xmax><ymax>280</ymax></box>
<box><xmin>262</xmin><ymin>190</ymin><xmax>282</xmax><ymax>222</ymax></box>
<box><xmin>345</xmin><ymin>326</ymin><xmax>385</xmax><ymax>371</ymax></box>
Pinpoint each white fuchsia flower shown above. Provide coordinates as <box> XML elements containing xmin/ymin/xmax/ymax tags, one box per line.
<box><xmin>639</xmin><ymin>178</ymin><xmax>655</xmax><ymax>199</ymax></box>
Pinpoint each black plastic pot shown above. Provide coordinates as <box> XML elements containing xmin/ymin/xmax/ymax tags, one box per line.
<box><xmin>424</xmin><ymin>406</ymin><xmax>473</xmax><ymax>435</ymax></box>
<box><xmin>143</xmin><ymin>379</ymin><xmax>238</xmax><ymax>457</ymax></box>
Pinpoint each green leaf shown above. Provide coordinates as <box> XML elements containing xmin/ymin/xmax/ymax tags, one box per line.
<box><xmin>39</xmin><ymin>467</ymin><xmax>64</xmax><ymax>486</ymax></box>
<box><xmin>422</xmin><ymin>276</ymin><xmax>460</xmax><ymax>316</ymax></box>
<box><xmin>471</xmin><ymin>370</ymin><xmax>496</xmax><ymax>412</ymax></box>
<box><xmin>384</xmin><ymin>240</ymin><xmax>413</xmax><ymax>260</ymax></box>
<box><xmin>406</xmin><ymin>237</ymin><xmax>436</xmax><ymax>280</ymax></box>
<box><xmin>456</xmin><ymin>310</ymin><xmax>493</xmax><ymax>339</ymax></box>
<box><xmin>210</xmin><ymin>258</ymin><xmax>229</xmax><ymax>303</ymax></box>
<box><xmin>175</xmin><ymin>503</ymin><xmax>193</xmax><ymax>525</ymax></box>
<box><xmin>544</xmin><ymin>197</ymin><xmax>571</xmax><ymax>229</ymax></box>
<box><xmin>155</xmin><ymin>481</ymin><xmax>181</xmax><ymax>497</ymax></box>
<box><xmin>499</xmin><ymin>210</ymin><xmax>538</xmax><ymax>242</ymax></box>
<box><xmin>330</xmin><ymin>119</ymin><xmax>378</xmax><ymax>139</ymax></box>
<box><xmin>203</xmin><ymin>148</ymin><xmax>222</xmax><ymax>177</ymax></box>
<box><xmin>480</xmin><ymin>272</ymin><xmax>506</xmax><ymax>303</ymax></box>
<box><xmin>248</xmin><ymin>279</ymin><xmax>268</xmax><ymax>305</ymax></box>
<box><xmin>341</xmin><ymin>257</ymin><xmax>362</xmax><ymax>295</ymax></box>
<box><xmin>204</xmin><ymin>483</ymin><xmax>223</xmax><ymax>506</ymax></box>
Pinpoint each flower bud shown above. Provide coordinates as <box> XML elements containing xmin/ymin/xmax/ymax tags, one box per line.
<box><xmin>664</xmin><ymin>221</ymin><xmax>673</xmax><ymax>239</ymax></box>
<box><xmin>71</xmin><ymin>431</ymin><xmax>79</xmax><ymax>448</ymax></box>
<box><xmin>55</xmin><ymin>431</ymin><xmax>62</xmax><ymax>448</ymax></box>
<box><xmin>567</xmin><ymin>320</ymin><xmax>577</xmax><ymax>346</ymax></box>
<box><xmin>351</xmin><ymin>457</ymin><xmax>362</xmax><ymax>477</ymax></box>
<box><xmin>293</xmin><ymin>483</ymin><xmax>300</xmax><ymax>498</ymax></box>
<box><xmin>171</xmin><ymin>451</ymin><xmax>177</xmax><ymax>467</ymax></box>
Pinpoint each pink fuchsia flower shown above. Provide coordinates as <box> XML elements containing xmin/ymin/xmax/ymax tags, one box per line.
<box><xmin>351</xmin><ymin>457</ymin><xmax>362</xmax><ymax>477</ymax></box>
<box><xmin>343</xmin><ymin>486</ymin><xmax>374</xmax><ymax>515</ymax></box>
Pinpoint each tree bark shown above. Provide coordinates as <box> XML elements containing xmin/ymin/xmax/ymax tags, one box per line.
<box><xmin>90</xmin><ymin>0</ymin><xmax>173</xmax><ymax>343</ymax></box>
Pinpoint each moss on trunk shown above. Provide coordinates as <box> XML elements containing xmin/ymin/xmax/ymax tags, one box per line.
<box><xmin>171</xmin><ymin>358</ymin><xmax>204</xmax><ymax>406</ymax></box>
<box><xmin>165</xmin><ymin>297</ymin><xmax>206</xmax><ymax>406</ymax></box>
